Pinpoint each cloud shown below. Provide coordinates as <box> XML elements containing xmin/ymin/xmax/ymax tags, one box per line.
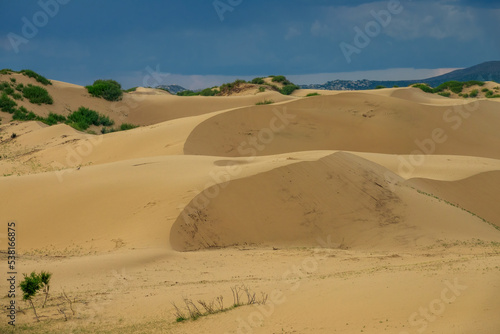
<box><xmin>384</xmin><ymin>3</ymin><xmax>480</xmax><ymax>41</ymax></box>
<box><xmin>285</xmin><ymin>27</ymin><xmax>301</xmax><ymax>40</ymax></box>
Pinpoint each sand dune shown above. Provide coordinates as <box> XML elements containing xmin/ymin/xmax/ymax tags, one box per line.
<box><xmin>171</xmin><ymin>152</ymin><xmax>500</xmax><ymax>251</ymax></box>
<box><xmin>184</xmin><ymin>92</ymin><xmax>500</xmax><ymax>159</ymax></box>
<box><xmin>1</xmin><ymin>81</ymin><xmax>499</xmax><ymax>333</ymax></box>
<box><xmin>408</xmin><ymin>170</ymin><xmax>500</xmax><ymax>229</ymax></box>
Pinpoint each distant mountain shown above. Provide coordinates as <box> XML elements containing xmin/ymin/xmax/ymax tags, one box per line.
<box><xmin>423</xmin><ymin>61</ymin><xmax>500</xmax><ymax>86</ymax></box>
<box><xmin>156</xmin><ymin>84</ymin><xmax>187</xmax><ymax>94</ymax></box>
<box><xmin>300</xmin><ymin>61</ymin><xmax>500</xmax><ymax>91</ymax></box>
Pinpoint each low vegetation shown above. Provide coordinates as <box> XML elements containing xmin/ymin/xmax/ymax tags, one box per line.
<box><xmin>256</xmin><ymin>99</ymin><xmax>274</xmax><ymax>105</ymax></box>
<box><xmin>22</xmin><ymin>84</ymin><xmax>53</xmax><ymax>104</ymax></box>
<box><xmin>251</xmin><ymin>77</ymin><xmax>265</xmax><ymax>84</ymax></box>
<box><xmin>176</xmin><ymin>87</ymin><xmax>220</xmax><ymax>96</ymax></box>
<box><xmin>19</xmin><ymin>271</ymin><xmax>52</xmax><ymax>322</ymax></box>
<box><xmin>415</xmin><ymin>188</ymin><xmax>500</xmax><ymax>231</ymax></box>
<box><xmin>66</xmin><ymin>106</ymin><xmax>114</xmax><ymax>131</ymax></box>
<box><xmin>375</xmin><ymin>85</ymin><xmax>386</xmax><ymax>89</ymax></box>
<box><xmin>172</xmin><ymin>285</ymin><xmax>268</xmax><ymax>323</ymax></box>
<box><xmin>218</xmin><ymin>79</ymin><xmax>246</xmax><ymax>95</ymax></box>
<box><xmin>306</xmin><ymin>92</ymin><xmax>320</xmax><ymax>97</ymax></box>
<box><xmin>86</xmin><ymin>79</ymin><xmax>123</xmax><ymax>101</ymax></box>
<box><xmin>19</xmin><ymin>69</ymin><xmax>52</xmax><ymax>85</ymax></box>
<box><xmin>0</xmin><ymin>93</ymin><xmax>17</xmax><ymax>113</ymax></box>
<box><xmin>176</xmin><ymin>76</ymin><xmax>300</xmax><ymax>97</ymax></box>
<box><xmin>412</xmin><ymin>81</ymin><xmax>497</xmax><ymax>98</ymax></box>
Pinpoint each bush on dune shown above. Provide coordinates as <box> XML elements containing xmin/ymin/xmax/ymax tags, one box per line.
<box><xmin>251</xmin><ymin>77</ymin><xmax>265</xmax><ymax>84</ymax></box>
<box><xmin>280</xmin><ymin>84</ymin><xmax>299</xmax><ymax>95</ymax></box>
<box><xmin>19</xmin><ymin>69</ymin><xmax>52</xmax><ymax>85</ymax></box>
<box><xmin>0</xmin><ymin>93</ymin><xmax>17</xmax><ymax>113</ymax></box>
<box><xmin>67</xmin><ymin>106</ymin><xmax>114</xmax><ymax>131</ymax></box>
<box><xmin>85</xmin><ymin>79</ymin><xmax>123</xmax><ymax>101</ymax></box>
<box><xmin>22</xmin><ymin>84</ymin><xmax>53</xmax><ymax>104</ymax></box>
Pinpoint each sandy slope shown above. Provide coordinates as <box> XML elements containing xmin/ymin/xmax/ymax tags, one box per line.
<box><xmin>184</xmin><ymin>91</ymin><xmax>500</xmax><ymax>159</ymax></box>
<box><xmin>1</xmin><ymin>83</ymin><xmax>500</xmax><ymax>333</ymax></box>
<box><xmin>0</xmin><ymin>73</ymin><xmax>295</xmax><ymax>127</ymax></box>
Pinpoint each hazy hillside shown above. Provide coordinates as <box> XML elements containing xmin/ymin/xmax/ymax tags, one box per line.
<box><xmin>301</xmin><ymin>61</ymin><xmax>500</xmax><ymax>90</ymax></box>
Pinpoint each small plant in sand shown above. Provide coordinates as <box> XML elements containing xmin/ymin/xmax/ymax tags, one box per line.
<box><xmin>172</xmin><ymin>285</ymin><xmax>268</xmax><ymax>323</ymax></box>
<box><xmin>20</xmin><ymin>271</ymin><xmax>52</xmax><ymax>322</ymax></box>
<box><xmin>256</xmin><ymin>99</ymin><xmax>274</xmax><ymax>105</ymax></box>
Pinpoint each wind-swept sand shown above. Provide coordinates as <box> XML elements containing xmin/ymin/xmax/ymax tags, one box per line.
<box><xmin>1</xmin><ymin>79</ymin><xmax>499</xmax><ymax>333</ymax></box>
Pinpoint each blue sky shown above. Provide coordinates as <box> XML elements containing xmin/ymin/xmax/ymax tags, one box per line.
<box><xmin>1</xmin><ymin>0</ymin><xmax>499</xmax><ymax>89</ymax></box>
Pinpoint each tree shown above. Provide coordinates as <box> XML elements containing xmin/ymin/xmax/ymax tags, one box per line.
<box><xmin>20</xmin><ymin>272</ymin><xmax>42</xmax><ymax>321</ymax></box>
<box><xmin>19</xmin><ymin>271</ymin><xmax>52</xmax><ymax>321</ymax></box>
<box><xmin>40</xmin><ymin>271</ymin><xmax>52</xmax><ymax>308</ymax></box>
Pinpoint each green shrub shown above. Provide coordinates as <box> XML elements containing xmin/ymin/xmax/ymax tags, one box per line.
<box><xmin>482</xmin><ymin>88</ymin><xmax>489</xmax><ymax>92</ymax></box>
<box><xmin>15</xmin><ymin>83</ymin><xmax>24</xmax><ymax>91</ymax></box>
<box><xmin>123</xmin><ymin>87</ymin><xmax>138</xmax><ymax>93</ymax></box>
<box><xmin>19</xmin><ymin>271</ymin><xmax>52</xmax><ymax>322</ymax></box>
<box><xmin>0</xmin><ymin>82</ymin><xmax>10</xmax><ymax>91</ymax></box>
<box><xmin>67</xmin><ymin>106</ymin><xmax>114</xmax><ymax>130</ymax></box>
<box><xmin>272</xmin><ymin>75</ymin><xmax>286</xmax><ymax>83</ymax></box>
<box><xmin>306</xmin><ymin>92</ymin><xmax>320</xmax><ymax>97</ymax></box>
<box><xmin>375</xmin><ymin>85</ymin><xmax>386</xmax><ymax>89</ymax></box>
<box><xmin>3</xmin><ymin>86</ymin><xmax>14</xmax><ymax>95</ymax></box>
<box><xmin>256</xmin><ymin>100</ymin><xmax>274</xmax><ymax>105</ymax></box>
<box><xmin>280</xmin><ymin>84</ymin><xmax>299</xmax><ymax>95</ymax></box>
<box><xmin>219</xmin><ymin>79</ymin><xmax>246</xmax><ymax>95</ymax></box>
<box><xmin>177</xmin><ymin>90</ymin><xmax>200</xmax><ymax>96</ymax></box>
<box><xmin>22</xmin><ymin>84</ymin><xmax>53</xmax><ymax>104</ymax></box>
<box><xmin>43</xmin><ymin>113</ymin><xmax>67</xmax><ymax>125</ymax></box>
<box><xmin>199</xmin><ymin>87</ymin><xmax>219</xmax><ymax>96</ymax></box>
<box><xmin>251</xmin><ymin>77</ymin><xmax>265</xmax><ymax>84</ymax></box>
<box><xmin>412</xmin><ymin>83</ymin><xmax>433</xmax><ymax>93</ymax></box>
<box><xmin>485</xmin><ymin>90</ymin><xmax>500</xmax><ymax>98</ymax></box>
<box><xmin>10</xmin><ymin>78</ymin><xmax>16</xmax><ymax>83</ymax></box>
<box><xmin>469</xmin><ymin>89</ymin><xmax>478</xmax><ymax>98</ymax></box>
<box><xmin>434</xmin><ymin>81</ymin><xmax>484</xmax><ymax>94</ymax></box>
<box><xmin>0</xmin><ymin>93</ymin><xmax>17</xmax><ymax>113</ymax></box>
<box><xmin>11</xmin><ymin>93</ymin><xmax>22</xmax><ymax>100</ymax></box>
<box><xmin>85</xmin><ymin>79</ymin><xmax>123</xmax><ymax>101</ymax></box>
<box><xmin>464</xmin><ymin>80</ymin><xmax>484</xmax><ymax>88</ymax></box>
<box><xmin>393</xmin><ymin>85</ymin><xmax>400</xmax><ymax>88</ymax></box>
<box><xmin>258</xmin><ymin>86</ymin><xmax>266</xmax><ymax>92</ymax></box>
<box><xmin>13</xmin><ymin>107</ymin><xmax>37</xmax><ymax>121</ymax></box>
<box><xmin>462</xmin><ymin>93</ymin><xmax>469</xmax><ymax>98</ymax></box>
<box><xmin>0</xmin><ymin>69</ymin><xmax>14</xmax><ymax>75</ymax></box>
<box><xmin>438</xmin><ymin>92</ymin><xmax>451</xmax><ymax>97</ymax></box>
<box><xmin>19</xmin><ymin>69</ymin><xmax>52</xmax><ymax>85</ymax></box>
<box><xmin>434</xmin><ymin>81</ymin><xmax>464</xmax><ymax>94</ymax></box>
<box><xmin>120</xmin><ymin>123</ymin><xmax>138</xmax><ymax>131</ymax></box>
